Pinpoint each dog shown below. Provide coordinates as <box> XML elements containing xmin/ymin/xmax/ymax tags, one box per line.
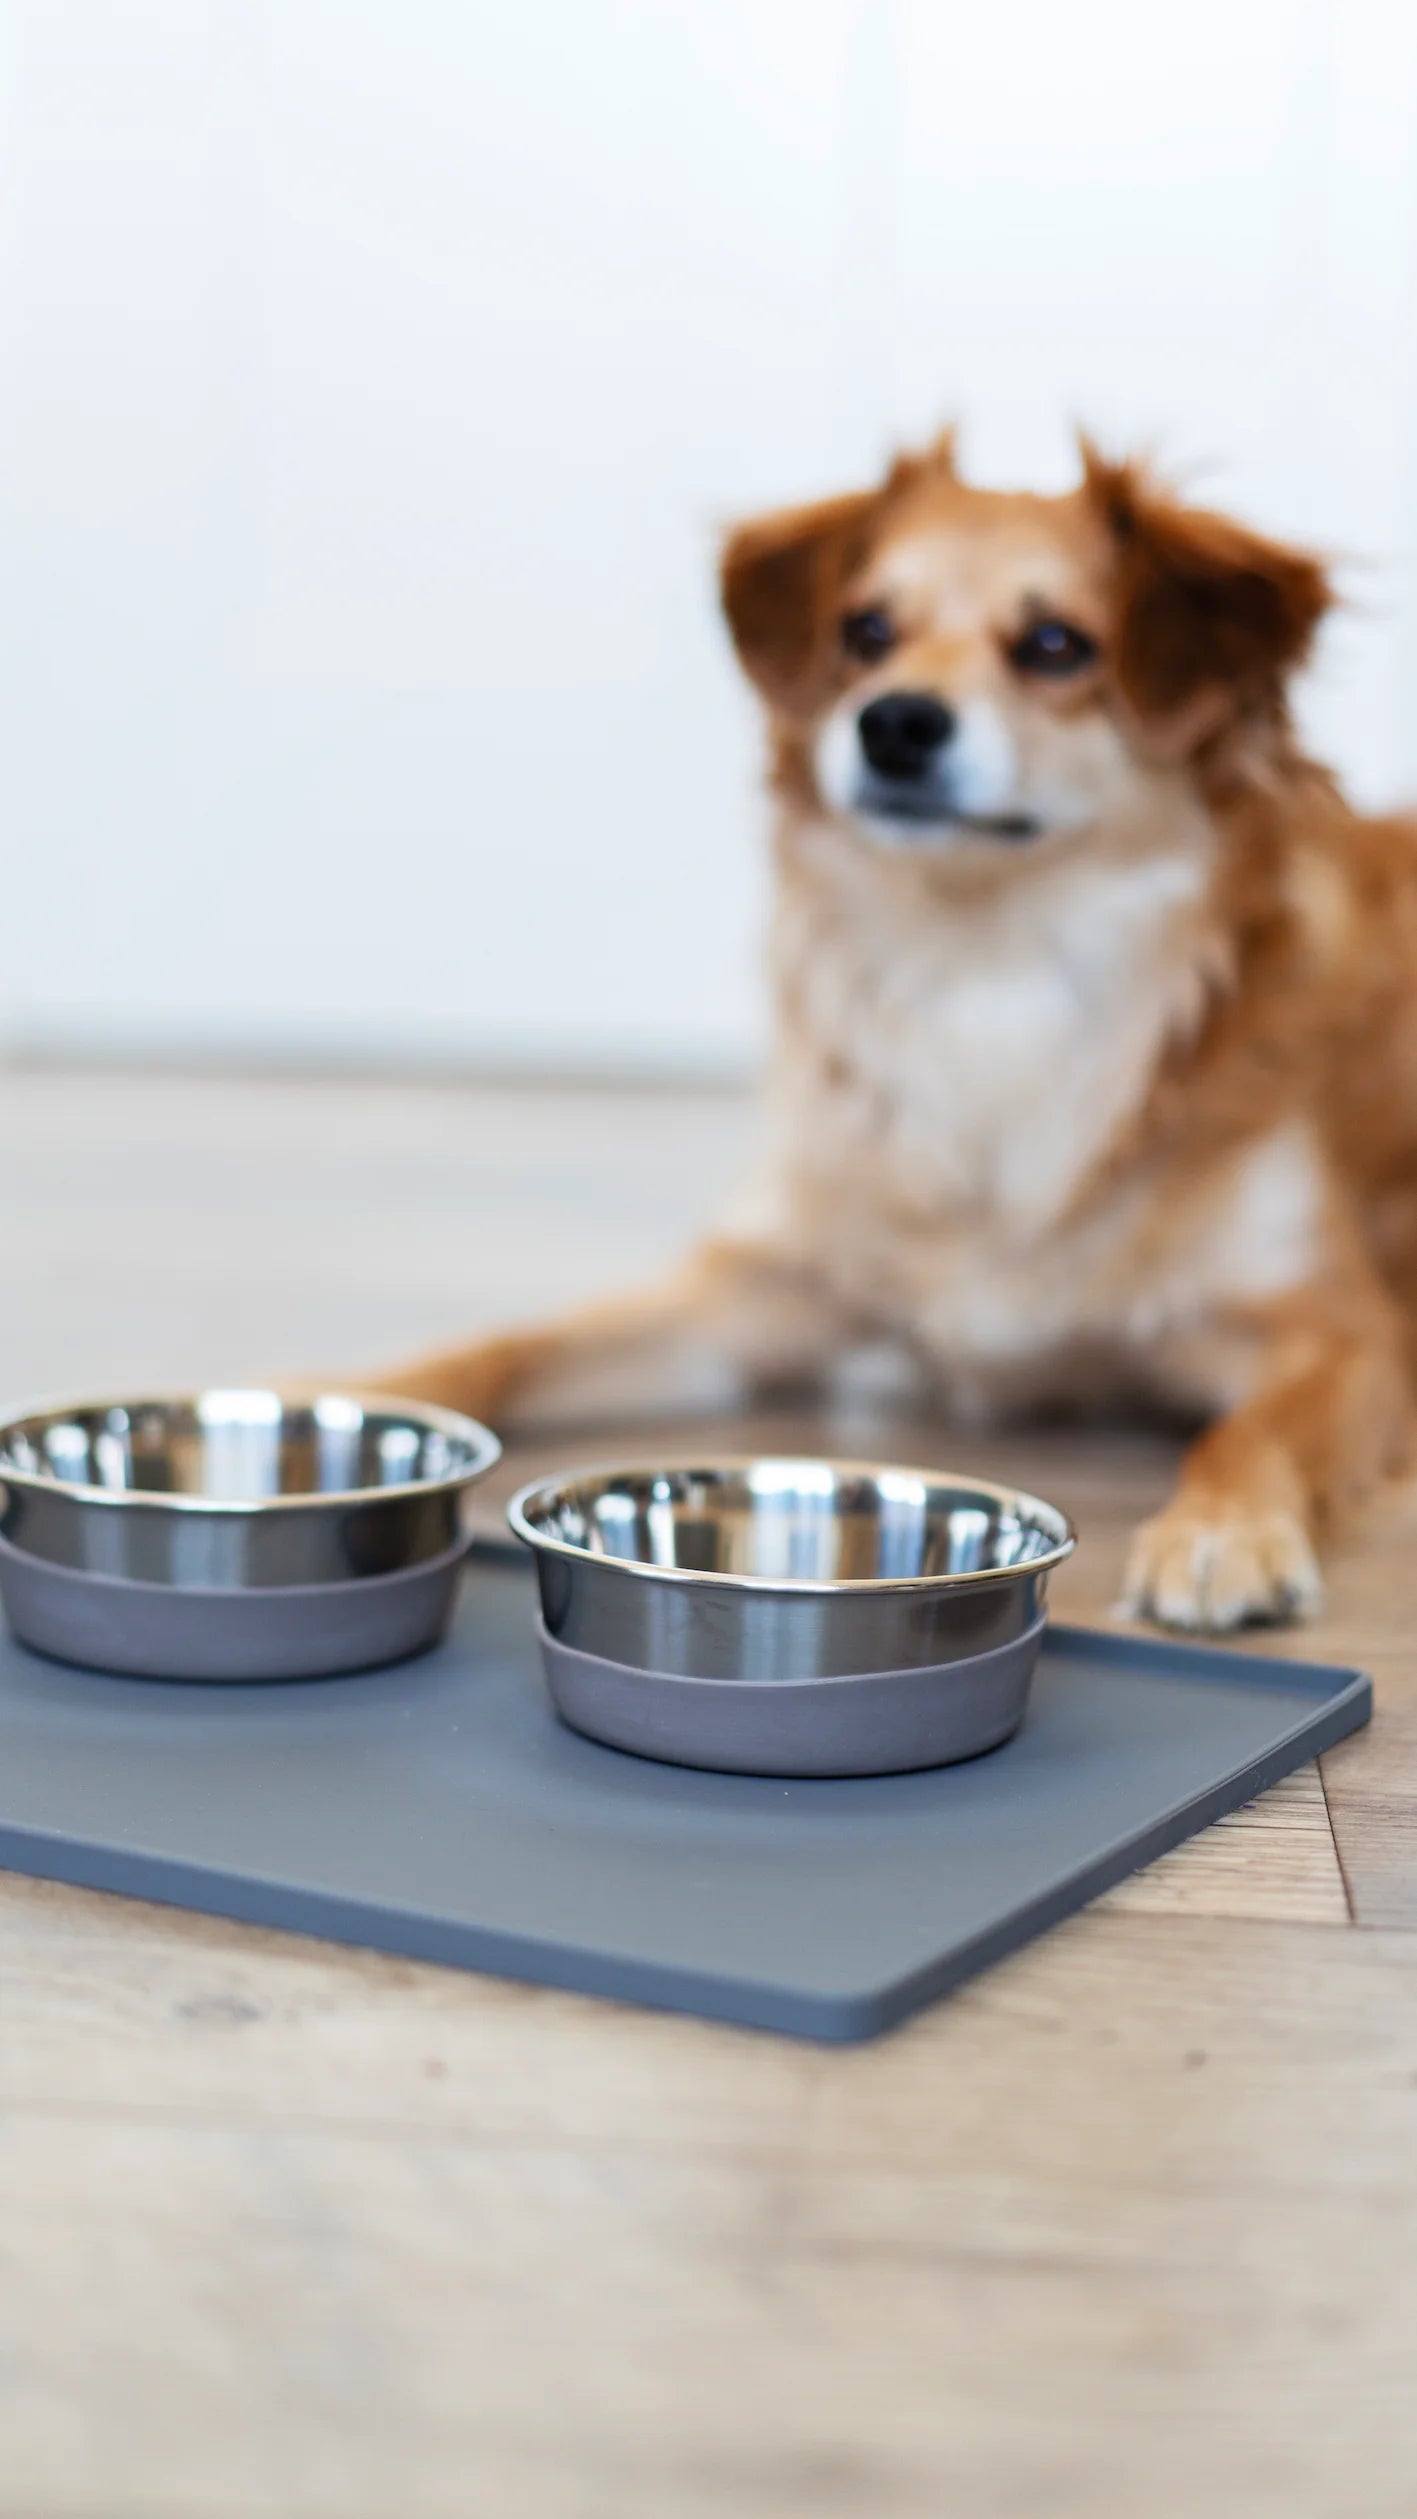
<box><xmin>375</xmin><ymin>428</ymin><xmax>1417</xmax><ymax>1631</ymax></box>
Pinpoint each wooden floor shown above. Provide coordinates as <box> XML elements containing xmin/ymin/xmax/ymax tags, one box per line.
<box><xmin>1</xmin><ymin>1067</ymin><xmax>1415</xmax><ymax>2519</ymax></box>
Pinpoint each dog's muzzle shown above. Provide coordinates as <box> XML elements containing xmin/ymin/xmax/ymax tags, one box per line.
<box><xmin>849</xmin><ymin>690</ymin><xmax>1040</xmax><ymax>840</ymax></box>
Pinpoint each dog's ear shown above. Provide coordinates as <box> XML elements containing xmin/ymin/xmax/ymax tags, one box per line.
<box><xmin>1079</xmin><ymin>437</ymin><xmax>1332</xmax><ymax>755</ymax></box>
<box><xmin>721</xmin><ymin>430</ymin><xmax>959</xmax><ymax>714</ymax></box>
<box><xmin>719</xmin><ymin>487</ymin><xmax>887</xmax><ymax>715</ymax></box>
<box><xmin>893</xmin><ymin>425</ymin><xmax>960</xmax><ymax>490</ymax></box>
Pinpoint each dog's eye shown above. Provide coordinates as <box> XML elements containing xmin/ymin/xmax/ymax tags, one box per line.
<box><xmin>840</xmin><ymin>606</ymin><xmax>897</xmax><ymax>664</ymax></box>
<box><xmin>1009</xmin><ymin>618</ymin><xmax>1098</xmax><ymax>677</ymax></box>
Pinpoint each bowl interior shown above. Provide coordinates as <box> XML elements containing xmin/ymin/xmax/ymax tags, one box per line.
<box><xmin>0</xmin><ymin>1392</ymin><xmax>497</xmax><ymax>1505</ymax></box>
<box><xmin>514</xmin><ymin>1461</ymin><xmax>1071</xmax><ymax>1586</ymax></box>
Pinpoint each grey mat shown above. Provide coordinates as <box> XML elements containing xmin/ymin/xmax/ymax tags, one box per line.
<box><xmin>0</xmin><ymin>1552</ymin><xmax>1370</xmax><ymax>2041</ymax></box>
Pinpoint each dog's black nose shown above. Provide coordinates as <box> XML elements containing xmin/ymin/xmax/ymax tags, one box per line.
<box><xmin>857</xmin><ymin>692</ymin><xmax>956</xmax><ymax>780</ymax></box>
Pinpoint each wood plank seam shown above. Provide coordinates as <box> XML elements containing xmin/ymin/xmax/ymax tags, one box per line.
<box><xmin>1316</xmin><ymin>1752</ymin><xmax>1359</xmax><ymax>1924</ymax></box>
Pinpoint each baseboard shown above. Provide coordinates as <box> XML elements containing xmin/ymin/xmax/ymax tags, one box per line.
<box><xmin>0</xmin><ymin>1015</ymin><xmax>759</xmax><ymax>1094</ymax></box>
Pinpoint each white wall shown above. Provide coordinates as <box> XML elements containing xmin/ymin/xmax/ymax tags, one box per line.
<box><xmin>3</xmin><ymin>0</ymin><xmax>1417</xmax><ymax>1074</ymax></box>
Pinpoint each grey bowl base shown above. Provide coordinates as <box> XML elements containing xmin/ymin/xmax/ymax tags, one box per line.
<box><xmin>537</xmin><ymin>1614</ymin><xmax>1045</xmax><ymax>1775</ymax></box>
<box><xmin>0</xmin><ymin>1531</ymin><xmax>468</xmax><ymax>1681</ymax></box>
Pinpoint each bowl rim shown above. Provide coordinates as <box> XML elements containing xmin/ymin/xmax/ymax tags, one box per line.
<box><xmin>0</xmin><ymin>1388</ymin><xmax>502</xmax><ymax>1516</ymax></box>
<box><xmin>506</xmin><ymin>1454</ymin><xmax>1077</xmax><ymax>1595</ymax></box>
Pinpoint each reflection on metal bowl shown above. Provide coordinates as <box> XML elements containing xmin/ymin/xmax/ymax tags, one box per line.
<box><xmin>0</xmin><ymin>1389</ymin><xmax>501</xmax><ymax>1587</ymax></box>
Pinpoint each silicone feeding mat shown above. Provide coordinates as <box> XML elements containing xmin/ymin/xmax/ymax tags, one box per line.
<box><xmin>0</xmin><ymin>1551</ymin><xmax>1369</xmax><ymax>2041</ymax></box>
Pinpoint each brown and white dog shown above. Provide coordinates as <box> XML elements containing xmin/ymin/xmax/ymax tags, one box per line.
<box><xmin>380</xmin><ymin>430</ymin><xmax>1417</xmax><ymax>1631</ymax></box>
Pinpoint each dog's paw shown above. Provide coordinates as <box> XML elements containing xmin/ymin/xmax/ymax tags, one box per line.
<box><xmin>1121</xmin><ymin>1503</ymin><xmax>1323</xmax><ymax>1633</ymax></box>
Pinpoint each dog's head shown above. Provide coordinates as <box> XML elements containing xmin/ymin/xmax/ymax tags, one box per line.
<box><xmin>720</xmin><ymin>432</ymin><xmax>1331</xmax><ymax>853</ymax></box>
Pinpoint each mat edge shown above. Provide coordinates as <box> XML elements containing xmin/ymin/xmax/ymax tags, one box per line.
<box><xmin>0</xmin><ymin>1824</ymin><xmax>855</xmax><ymax>2042</ymax></box>
<box><xmin>847</xmin><ymin>1667</ymin><xmax>1373</xmax><ymax>2038</ymax></box>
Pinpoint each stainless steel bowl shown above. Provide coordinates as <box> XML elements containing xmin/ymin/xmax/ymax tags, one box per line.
<box><xmin>508</xmin><ymin>1457</ymin><xmax>1075</xmax><ymax>1682</ymax></box>
<box><xmin>0</xmin><ymin>1390</ymin><xmax>502</xmax><ymax>1587</ymax></box>
<box><xmin>509</xmin><ymin>1457</ymin><xmax>1076</xmax><ymax>1775</ymax></box>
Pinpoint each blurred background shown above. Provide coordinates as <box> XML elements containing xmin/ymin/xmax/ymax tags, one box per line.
<box><xmin>3</xmin><ymin>0</ymin><xmax>1417</xmax><ymax>1084</ymax></box>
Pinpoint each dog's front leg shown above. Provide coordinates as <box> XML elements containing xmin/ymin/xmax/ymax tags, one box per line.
<box><xmin>359</xmin><ymin>1236</ymin><xmax>858</xmax><ymax>1431</ymax></box>
<box><xmin>1122</xmin><ymin>1296</ymin><xmax>1412</xmax><ymax>1631</ymax></box>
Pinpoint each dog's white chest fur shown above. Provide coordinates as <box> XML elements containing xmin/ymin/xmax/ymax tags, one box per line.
<box><xmin>774</xmin><ymin>828</ymin><xmax>1211</xmax><ymax>1231</ymax></box>
<box><xmin>757</xmin><ymin>820</ymin><xmax>1305</xmax><ymax>1400</ymax></box>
